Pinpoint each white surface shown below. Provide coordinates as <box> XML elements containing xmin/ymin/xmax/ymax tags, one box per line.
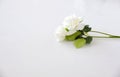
<box><xmin>0</xmin><ymin>0</ymin><xmax>120</xmax><ymax>77</ymax></box>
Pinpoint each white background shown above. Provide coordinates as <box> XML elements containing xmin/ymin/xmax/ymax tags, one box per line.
<box><xmin>0</xmin><ymin>0</ymin><xmax>120</xmax><ymax>77</ymax></box>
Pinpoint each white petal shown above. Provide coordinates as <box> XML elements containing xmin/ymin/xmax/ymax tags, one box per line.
<box><xmin>63</xmin><ymin>15</ymin><xmax>83</xmax><ymax>30</ymax></box>
<box><xmin>55</xmin><ymin>26</ymin><xmax>66</xmax><ymax>41</ymax></box>
<box><xmin>55</xmin><ymin>33</ymin><xmax>65</xmax><ymax>41</ymax></box>
<box><xmin>76</xmin><ymin>23</ymin><xmax>85</xmax><ymax>30</ymax></box>
<box><xmin>66</xmin><ymin>30</ymin><xmax>77</xmax><ymax>35</ymax></box>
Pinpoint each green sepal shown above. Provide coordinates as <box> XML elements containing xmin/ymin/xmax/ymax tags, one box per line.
<box><xmin>65</xmin><ymin>28</ymin><xmax>69</xmax><ymax>32</ymax></box>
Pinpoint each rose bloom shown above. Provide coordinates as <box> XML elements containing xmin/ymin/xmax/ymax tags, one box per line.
<box><xmin>55</xmin><ymin>15</ymin><xmax>85</xmax><ymax>41</ymax></box>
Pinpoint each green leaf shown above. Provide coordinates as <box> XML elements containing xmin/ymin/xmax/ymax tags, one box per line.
<box><xmin>65</xmin><ymin>31</ymin><xmax>81</xmax><ymax>41</ymax></box>
<box><xmin>74</xmin><ymin>38</ymin><xmax>86</xmax><ymax>48</ymax></box>
<box><xmin>85</xmin><ymin>36</ymin><xmax>93</xmax><ymax>44</ymax></box>
<box><xmin>83</xmin><ymin>25</ymin><xmax>91</xmax><ymax>32</ymax></box>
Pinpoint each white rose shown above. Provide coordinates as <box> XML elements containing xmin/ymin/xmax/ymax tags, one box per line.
<box><xmin>55</xmin><ymin>15</ymin><xmax>85</xmax><ymax>41</ymax></box>
<box><xmin>55</xmin><ymin>26</ymin><xmax>67</xmax><ymax>41</ymax></box>
<box><xmin>63</xmin><ymin>15</ymin><xmax>83</xmax><ymax>31</ymax></box>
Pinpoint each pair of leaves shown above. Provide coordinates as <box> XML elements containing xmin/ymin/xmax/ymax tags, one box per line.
<box><xmin>74</xmin><ymin>36</ymin><xmax>93</xmax><ymax>48</ymax></box>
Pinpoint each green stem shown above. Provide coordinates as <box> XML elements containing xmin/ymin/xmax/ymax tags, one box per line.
<box><xmin>88</xmin><ymin>35</ymin><xmax>120</xmax><ymax>38</ymax></box>
<box><xmin>109</xmin><ymin>36</ymin><xmax>120</xmax><ymax>38</ymax></box>
<box><xmin>90</xmin><ymin>31</ymin><xmax>114</xmax><ymax>36</ymax></box>
<box><xmin>86</xmin><ymin>30</ymin><xmax>120</xmax><ymax>38</ymax></box>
